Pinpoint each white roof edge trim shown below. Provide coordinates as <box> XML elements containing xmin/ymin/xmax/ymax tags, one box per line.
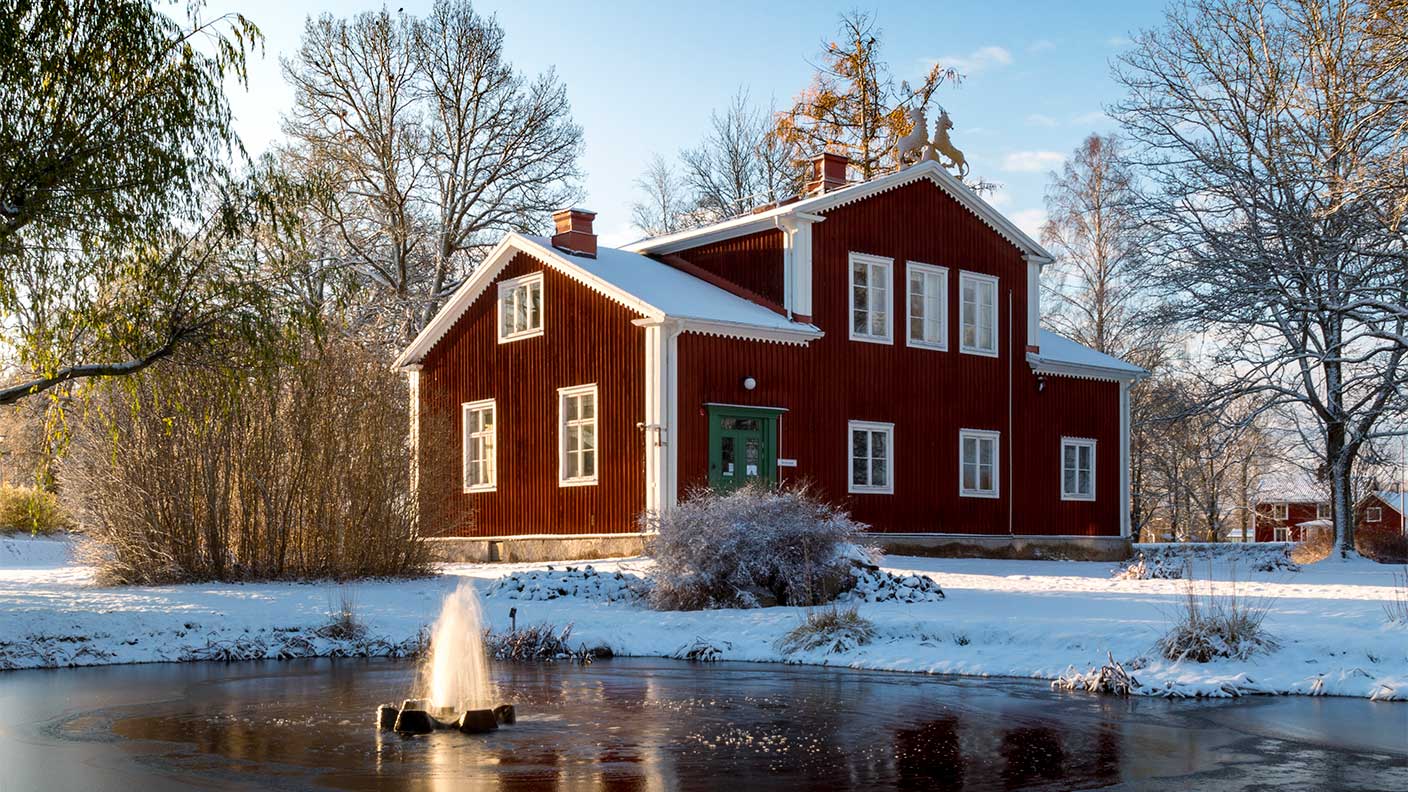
<box><xmin>678</xmin><ymin>318</ymin><xmax>823</xmax><ymax>346</ymax></box>
<box><xmin>625</xmin><ymin>161</ymin><xmax>1055</xmax><ymax>263</ymax></box>
<box><xmin>393</xmin><ymin>233</ymin><xmax>665</xmax><ymax>368</ymax></box>
<box><xmin>1025</xmin><ymin>352</ymin><xmax>1147</xmax><ymax>383</ymax></box>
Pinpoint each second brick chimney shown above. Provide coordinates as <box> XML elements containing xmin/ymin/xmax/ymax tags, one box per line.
<box><xmin>550</xmin><ymin>207</ymin><xmax>597</xmax><ymax>258</ymax></box>
<box><xmin>805</xmin><ymin>151</ymin><xmax>849</xmax><ymax>195</ymax></box>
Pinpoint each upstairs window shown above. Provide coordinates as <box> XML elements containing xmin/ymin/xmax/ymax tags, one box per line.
<box><xmin>1367</xmin><ymin>506</ymin><xmax>1383</xmax><ymax>523</ymax></box>
<box><xmin>1317</xmin><ymin>502</ymin><xmax>1330</xmax><ymax>519</ymax></box>
<box><xmin>959</xmin><ymin>271</ymin><xmax>998</xmax><ymax>356</ymax></box>
<box><xmin>1061</xmin><ymin>438</ymin><xmax>1096</xmax><ymax>501</ymax></box>
<box><xmin>559</xmin><ymin>384</ymin><xmax>598</xmax><ymax>486</ymax></box>
<box><xmin>906</xmin><ymin>262</ymin><xmax>948</xmax><ymax>350</ymax></box>
<box><xmin>960</xmin><ymin>429</ymin><xmax>1000</xmax><ymax>498</ymax></box>
<box><xmin>849</xmin><ymin>253</ymin><xmax>893</xmax><ymax>344</ymax></box>
<box><xmin>1272</xmin><ymin>503</ymin><xmax>1288</xmax><ymax>521</ymax></box>
<box><xmin>499</xmin><ymin>273</ymin><xmax>544</xmax><ymax>342</ymax></box>
<box><xmin>848</xmin><ymin>421</ymin><xmax>894</xmax><ymax>494</ymax></box>
<box><xmin>462</xmin><ymin>399</ymin><xmax>496</xmax><ymax>492</ymax></box>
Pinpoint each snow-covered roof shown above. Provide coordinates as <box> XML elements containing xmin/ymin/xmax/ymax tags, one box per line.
<box><xmin>1254</xmin><ymin>471</ymin><xmax>1327</xmax><ymax>503</ymax></box>
<box><xmin>1372</xmin><ymin>492</ymin><xmax>1404</xmax><ymax>514</ymax></box>
<box><xmin>394</xmin><ymin>234</ymin><xmax>821</xmax><ymax>367</ymax></box>
<box><xmin>625</xmin><ymin>160</ymin><xmax>1055</xmax><ymax>265</ymax></box>
<box><xmin>1026</xmin><ymin>330</ymin><xmax>1147</xmax><ymax>382</ymax></box>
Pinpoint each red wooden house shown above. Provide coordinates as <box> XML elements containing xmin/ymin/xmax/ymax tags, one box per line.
<box><xmin>396</xmin><ymin>156</ymin><xmax>1146</xmax><ymax>561</ymax></box>
<box><xmin>1355</xmin><ymin>492</ymin><xmax>1405</xmax><ymax>539</ymax></box>
<box><xmin>1252</xmin><ymin>499</ymin><xmax>1330</xmax><ymax>543</ymax></box>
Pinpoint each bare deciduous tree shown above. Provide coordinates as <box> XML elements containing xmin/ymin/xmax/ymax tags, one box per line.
<box><xmin>1114</xmin><ymin>0</ymin><xmax>1408</xmax><ymax>558</ymax></box>
<box><xmin>282</xmin><ymin>0</ymin><xmax>582</xmax><ymax>347</ymax></box>
<box><xmin>630</xmin><ymin>155</ymin><xmax>693</xmax><ymax>237</ymax></box>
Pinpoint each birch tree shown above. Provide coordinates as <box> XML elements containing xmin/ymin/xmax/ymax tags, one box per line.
<box><xmin>1114</xmin><ymin>0</ymin><xmax>1408</xmax><ymax>558</ymax></box>
<box><xmin>282</xmin><ymin>0</ymin><xmax>582</xmax><ymax>347</ymax></box>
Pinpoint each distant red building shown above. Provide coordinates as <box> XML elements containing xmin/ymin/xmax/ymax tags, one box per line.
<box><xmin>397</xmin><ymin>157</ymin><xmax>1145</xmax><ymax>559</ymax></box>
<box><xmin>1253</xmin><ymin>499</ymin><xmax>1329</xmax><ymax>543</ymax></box>
<box><xmin>1355</xmin><ymin>492</ymin><xmax>1405</xmax><ymax>540</ymax></box>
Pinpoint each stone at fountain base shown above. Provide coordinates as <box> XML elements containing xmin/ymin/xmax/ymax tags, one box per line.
<box><xmin>456</xmin><ymin>709</ymin><xmax>498</xmax><ymax>734</ymax></box>
<box><xmin>392</xmin><ymin>708</ymin><xmax>439</xmax><ymax>735</ymax></box>
<box><xmin>493</xmin><ymin>704</ymin><xmax>516</xmax><ymax>725</ymax></box>
<box><xmin>377</xmin><ymin>704</ymin><xmax>400</xmax><ymax>730</ymax></box>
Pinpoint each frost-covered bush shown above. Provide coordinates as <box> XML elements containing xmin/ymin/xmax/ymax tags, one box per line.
<box><xmin>643</xmin><ymin>484</ymin><xmax>869</xmax><ymax>610</ymax></box>
<box><xmin>1156</xmin><ymin>571</ymin><xmax>1279</xmax><ymax>662</ymax></box>
<box><xmin>776</xmin><ymin>605</ymin><xmax>875</xmax><ymax>655</ymax></box>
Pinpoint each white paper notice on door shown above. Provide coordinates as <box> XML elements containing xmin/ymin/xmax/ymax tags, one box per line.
<box><xmin>746</xmin><ymin>464</ymin><xmax>758</xmax><ymax>476</ymax></box>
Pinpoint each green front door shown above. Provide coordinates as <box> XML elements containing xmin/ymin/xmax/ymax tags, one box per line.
<box><xmin>707</xmin><ymin>406</ymin><xmax>780</xmax><ymax>491</ymax></box>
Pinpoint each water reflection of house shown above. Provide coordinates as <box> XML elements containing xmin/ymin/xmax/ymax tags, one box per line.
<box><xmin>397</xmin><ymin>156</ymin><xmax>1146</xmax><ymax>562</ymax></box>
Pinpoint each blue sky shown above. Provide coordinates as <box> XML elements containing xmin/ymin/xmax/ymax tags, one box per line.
<box><xmin>207</xmin><ymin>0</ymin><xmax>1168</xmax><ymax>247</ymax></box>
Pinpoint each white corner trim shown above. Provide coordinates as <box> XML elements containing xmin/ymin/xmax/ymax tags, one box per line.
<box><xmin>1025</xmin><ymin>255</ymin><xmax>1041</xmax><ymax>351</ymax></box>
<box><xmin>1059</xmin><ymin>436</ymin><xmax>1097</xmax><ymax>502</ymax></box>
<box><xmin>848</xmin><ymin>252</ymin><xmax>895</xmax><ymax>345</ymax></box>
<box><xmin>847</xmin><ymin>420</ymin><xmax>896</xmax><ymax>495</ymax></box>
<box><xmin>959</xmin><ymin>428</ymin><xmax>1002</xmax><ymax>499</ymax></box>
<box><xmin>1119</xmin><ymin>382</ymin><xmax>1131</xmax><ymax>538</ymax></box>
<box><xmin>905</xmin><ymin>261</ymin><xmax>949</xmax><ymax>351</ymax></box>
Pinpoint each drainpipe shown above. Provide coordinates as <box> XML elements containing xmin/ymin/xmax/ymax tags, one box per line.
<box><xmin>1008</xmin><ymin>289</ymin><xmax>1015</xmax><ymax>536</ymax></box>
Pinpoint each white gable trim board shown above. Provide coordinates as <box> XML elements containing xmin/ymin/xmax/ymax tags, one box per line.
<box><xmin>395</xmin><ymin>234</ymin><xmax>820</xmax><ymax>369</ymax></box>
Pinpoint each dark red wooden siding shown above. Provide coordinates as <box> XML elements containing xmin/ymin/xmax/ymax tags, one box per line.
<box><xmin>1354</xmin><ymin>494</ymin><xmax>1404</xmax><ymax>540</ymax></box>
<box><xmin>417</xmin><ymin>251</ymin><xmax>646</xmax><ymax>537</ymax></box>
<box><xmin>673</xmin><ymin>229</ymin><xmax>786</xmax><ymax>306</ymax></box>
<box><xmin>1253</xmin><ymin>501</ymin><xmax>1324</xmax><ymax>542</ymax></box>
<box><xmin>676</xmin><ymin>180</ymin><xmax>1124</xmax><ymax>536</ymax></box>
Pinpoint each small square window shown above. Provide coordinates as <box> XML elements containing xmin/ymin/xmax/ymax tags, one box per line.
<box><xmin>848</xmin><ymin>421</ymin><xmax>894</xmax><ymax>494</ymax></box>
<box><xmin>462</xmin><ymin>399</ymin><xmax>496</xmax><ymax>492</ymax></box>
<box><xmin>559</xmin><ymin>384</ymin><xmax>598</xmax><ymax>486</ymax></box>
<box><xmin>959</xmin><ymin>271</ymin><xmax>998</xmax><ymax>356</ymax></box>
<box><xmin>1272</xmin><ymin>503</ymin><xmax>1288</xmax><ymax>521</ymax></box>
<box><xmin>849</xmin><ymin>253</ymin><xmax>894</xmax><ymax>344</ymax></box>
<box><xmin>498</xmin><ymin>273</ymin><xmax>544</xmax><ymax>342</ymax></box>
<box><xmin>906</xmin><ymin>262</ymin><xmax>948</xmax><ymax>350</ymax></box>
<box><xmin>1274</xmin><ymin>525</ymin><xmax>1289</xmax><ymax>542</ymax></box>
<box><xmin>1061</xmin><ymin>438</ymin><xmax>1096</xmax><ymax>501</ymax></box>
<box><xmin>1367</xmin><ymin>506</ymin><xmax>1383</xmax><ymax>523</ymax></box>
<box><xmin>959</xmin><ymin>429</ymin><xmax>1000</xmax><ymax>498</ymax></box>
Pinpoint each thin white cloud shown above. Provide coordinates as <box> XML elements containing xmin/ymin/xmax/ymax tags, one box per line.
<box><xmin>935</xmin><ymin>45</ymin><xmax>1013</xmax><ymax>75</ymax></box>
<box><xmin>1070</xmin><ymin>111</ymin><xmax>1109</xmax><ymax>126</ymax></box>
<box><xmin>1002</xmin><ymin>151</ymin><xmax>1065</xmax><ymax>173</ymax></box>
<box><xmin>1011</xmin><ymin>208</ymin><xmax>1048</xmax><ymax>240</ymax></box>
<box><xmin>1026</xmin><ymin>113</ymin><xmax>1059</xmax><ymax>128</ymax></box>
<box><xmin>1028</xmin><ymin>39</ymin><xmax>1056</xmax><ymax>54</ymax></box>
<box><xmin>985</xmin><ymin>186</ymin><xmax>1013</xmax><ymax>209</ymax></box>
<box><xmin>1106</xmin><ymin>35</ymin><xmax>1131</xmax><ymax>48</ymax></box>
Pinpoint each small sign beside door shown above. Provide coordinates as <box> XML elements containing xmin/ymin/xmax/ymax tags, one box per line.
<box><xmin>777</xmin><ymin>458</ymin><xmax>798</xmax><ymax>468</ymax></box>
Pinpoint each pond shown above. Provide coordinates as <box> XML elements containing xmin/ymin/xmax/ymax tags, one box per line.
<box><xmin>0</xmin><ymin>658</ymin><xmax>1404</xmax><ymax>791</ymax></box>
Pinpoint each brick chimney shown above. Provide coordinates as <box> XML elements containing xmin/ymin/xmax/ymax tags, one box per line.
<box><xmin>805</xmin><ymin>151</ymin><xmax>849</xmax><ymax>195</ymax></box>
<box><xmin>550</xmin><ymin>207</ymin><xmax>597</xmax><ymax>258</ymax></box>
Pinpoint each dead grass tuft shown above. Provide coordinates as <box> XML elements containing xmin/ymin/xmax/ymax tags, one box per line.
<box><xmin>775</xmin><ymin>605</ymin><xmax>876</xmax><ymax>655</ymax></box>
<box><xmin>1156</xmin><ymin>565</ymin><xmax>1279</xmax><ymax>663</ymax></box>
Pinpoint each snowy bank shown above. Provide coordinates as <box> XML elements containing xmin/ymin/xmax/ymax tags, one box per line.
<box><xmin>2</xmin><ymin>536</ymin><xmax>1405</xmax><ymax>700</ymax></box>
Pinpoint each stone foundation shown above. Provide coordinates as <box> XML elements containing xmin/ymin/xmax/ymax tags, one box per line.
<box><xmin>872</xmin><ymin>534</ymin><xmax>1133</xmax><ymax>562</ymax></box>
<box><xmin>428</xmin><ymin>533</ymin><xmax>648</xmax><ymax>564</ymax></box>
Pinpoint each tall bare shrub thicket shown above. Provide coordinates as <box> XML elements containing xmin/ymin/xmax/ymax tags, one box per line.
<box><xmin>66</xmin><ymin>341</ymin><xmax>449</xmax><ymax>583</ymax></box>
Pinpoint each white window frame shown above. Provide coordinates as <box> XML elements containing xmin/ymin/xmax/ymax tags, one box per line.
<box><xmin>959</xmin><ymin>428</ymin><xmax>1001</xmax><ymax>499</ymax></box>
<box><xmin>1274</xmin><ymin>525</ymin><xmax>1290</xmax><ymax>542</ymax></box>
<box><xmin>958</xmin><ymin>271</ymin><xmax>999</xmax><ymax>357</ymax></box>
<box><xmin>1316</xmin><ymin>502</ymin><xmax>1330</xmax><ymax>520</ymax></box>
<box><xmin>847</xmin><ymin>420</ymin><xmax>895</xmax><ymax>494</ymax></box>
<box><xmin>462</xmin><ymin>399</ymin><xmax>496</xmax><ymax>493</ymax></box>
<box><xmin>1367</xmin><ymin>506</ymin><xmax>1383</xmax><ymax>523</ymax></box>
<box><xmin>1272</xmin><ymin>502</ymin><xmax>1288</xmax><ymax>521</ymax></box>
<box><xmin>848</xmin><ymin>252</ymin><xmax>894</xmax><ymax>345</ymax></box>
<box><xmin>498</xmin><ymin>272</ymin><xmax>544</xmax><ymax>343</ymax></box>
<box><xmin>905</xmin><ymin>261</ymin><xmax>948</xmax><ymax>351</ymax></box>
<box><xmin>558</xmin><ymin>384</ymin><xmax>599</xmax><ymax>487</ymax></box>
<box><xmin>1060</xmin><ymin>437</ymin><xmax>1097</xmax><ymax>501</ymax></box>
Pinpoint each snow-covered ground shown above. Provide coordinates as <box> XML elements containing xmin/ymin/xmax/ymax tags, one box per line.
<box><xmin>2</xmin><ymin>535</ymin><xmax>1405</xmax><ymax>700</ymax></box>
